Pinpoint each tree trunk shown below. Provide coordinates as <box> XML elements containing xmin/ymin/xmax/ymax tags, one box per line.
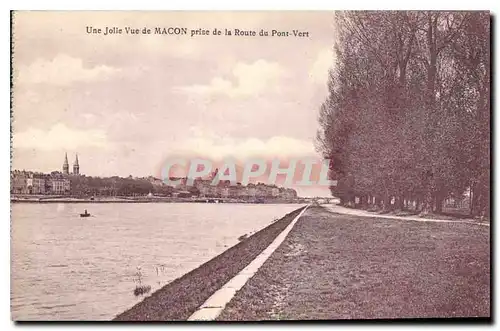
<box><xmin>360</xmin><ymin>195</ymin><xmax>367</xmax><ymax>209</ymax></box>
<box><xmin>384</xmin><ymin>195</ymin><xmax>391</xmax><ymax>211</ymax></box>
<box><xmin>469</xmin><ymin>183</ymin><xmax>474</xmax><ymax>216</ymax></box>
<box><xmin>435</xmin><ymin>192</ymin><xmax>444</xmax><ymax>214</ymax></box>
<box><xmin>421</xmin><ymin>190</ymin><xmax>433</xmax><ymax>214</ymax></box>
<box><xmin>395</xmin><ymin>195</ymin><xmax>404</xmax><ymax>210</ymax></box>
<box><xmin>471</xmin><ymin>183</ymin><xmax>479</xmax><ymax>216</ymax></box>
<box><xmin>473</xmin><ymin>179</ymin><xmax>489</xmax><ymax>218</ymax></box>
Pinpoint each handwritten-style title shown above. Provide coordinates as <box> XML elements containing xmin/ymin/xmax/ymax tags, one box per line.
<box><xmin>86</xmin><ymin>26</ymin><xmax>310</xmax><ymax>38</ymax></box>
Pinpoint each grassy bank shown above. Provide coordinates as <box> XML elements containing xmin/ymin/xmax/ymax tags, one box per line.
<box><xmin>113</xmin><ymin>205</ymin><xmax>306</xmax><ymax>321</ymax></box>
<box><xmin>219</xmin><ymin>206</ymin><xmax>490</xmax><ymax>320</ymax></box>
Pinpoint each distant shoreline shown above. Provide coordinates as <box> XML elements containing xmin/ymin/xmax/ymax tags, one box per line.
<box><xmin>11</xmin><ymin>197</ymin><xmax>305</xmax><ymax>204</ymax></box>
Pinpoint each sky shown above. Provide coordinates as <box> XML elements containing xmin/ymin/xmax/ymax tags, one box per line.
<box><xmin>11</xmin><ymin>11</ymin><xmax>336</xmax><ymax>197</ymax></box>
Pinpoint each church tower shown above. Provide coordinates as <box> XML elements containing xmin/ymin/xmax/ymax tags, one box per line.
<box><xmin>73</xmin><ymin>154</ymin><xmax>80</xmax><ymax>175</ymax></box>
<box><xmin>63</xmin><ymin>153</ymin><xmax>69</xmax><ymax>175</ymax></box>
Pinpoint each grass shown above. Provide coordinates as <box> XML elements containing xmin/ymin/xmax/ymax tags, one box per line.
<box><xmin>134</xmin><ymin>285</ymin><xmax>151</xmax><ymax>296</ymax></box>
<box><xmin>132</xmin><ymin>267</ymin><xmax>151</xmax><ymax>297</ymax></box>
<box><xmin>218</xmin><ymin>206</ymin><xmax>490</xmax><ymax>320</ymax></box>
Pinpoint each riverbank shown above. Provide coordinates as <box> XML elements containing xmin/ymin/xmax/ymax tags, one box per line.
<box><xmin>218</xmin><ymin>205</ymin><xmax>490</xmax><ymax>320</ymax></box>
<box><xmin>113</xmin><ymin>205</ymin><xmax>306</xmax><ymax>321</ymax></box>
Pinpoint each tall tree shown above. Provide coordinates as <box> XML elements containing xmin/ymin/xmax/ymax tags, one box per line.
<box><xmin>317</xmin><ymin>11</ymin><xmax>490</xmax><ymax>216</ymax></box>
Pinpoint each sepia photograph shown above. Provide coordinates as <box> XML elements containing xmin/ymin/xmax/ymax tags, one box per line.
<box><xmin>10</xmin><ymin>10</ymin><xmax>490</xmax><ymax>322</ymax></box>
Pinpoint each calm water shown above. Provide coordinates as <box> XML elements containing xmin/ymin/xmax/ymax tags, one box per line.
<box><xmin>11</xmin><ymin>202</ymin><xmax>300</xmax><ymax>320</ymax></box>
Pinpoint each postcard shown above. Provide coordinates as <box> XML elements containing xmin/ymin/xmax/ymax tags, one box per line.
<box><xmin>10</xmin><ymin>11</ymin><xmax>490</xmax><ymax>321</ymax></box>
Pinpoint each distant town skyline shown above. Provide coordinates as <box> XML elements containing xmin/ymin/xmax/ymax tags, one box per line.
<box><xmin>11</xmin><ymin>11</ymin><xmax>336</xmax><ymax>197</ymax></box>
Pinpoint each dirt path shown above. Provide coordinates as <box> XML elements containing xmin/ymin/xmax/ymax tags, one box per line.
<box><xmin>325</xmin><ymin>204</ymin><xmax>489</xmax><ymax>227</ymax></box>
<box><xmin>218</xmin><ymin>206</ymin><xmax>490</xmax><ymax>320</ymax></box>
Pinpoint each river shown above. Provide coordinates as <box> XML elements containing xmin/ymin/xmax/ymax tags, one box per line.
<box><xmin>11</xmin><ymin>202</ymin><xmax>301</xmax><ymax>320</ymax></box>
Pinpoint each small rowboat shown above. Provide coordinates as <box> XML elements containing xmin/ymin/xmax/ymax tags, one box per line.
<box><xmin>80</xmin><ymin>210</ymin><xmax>91</xmax><ymax>217</ymax></box>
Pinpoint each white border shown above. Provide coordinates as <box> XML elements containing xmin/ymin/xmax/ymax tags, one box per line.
<box><xmin>3</xmin><ymin>0</ymin><xmax>499</xmax><ymax>10</ymax></box>
<box><xmin>2</xmin><ymin>1</ymin><xmax>497</xmax><ymax>330</ymax></box>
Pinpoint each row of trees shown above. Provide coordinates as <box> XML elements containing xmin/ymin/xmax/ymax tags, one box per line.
<box><xmin>317</xmin><ymin>11</ymin><xmax>490</xmax><ymax>216</ymax></box>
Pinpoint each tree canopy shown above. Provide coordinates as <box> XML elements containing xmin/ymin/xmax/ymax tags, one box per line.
<box><xmin>317</xmin><ymin>11</ymin><xmax>490</xmax><ymax>216</ymax></box>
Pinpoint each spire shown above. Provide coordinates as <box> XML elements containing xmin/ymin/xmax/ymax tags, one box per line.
<box><xmin>63</xmin><ymin>153</ymin><xmax>69</xmax><ymax>175</ymax></box>
<box><xmin>73</xmin><ymin>153</ymin><xmax>80</xmax><ymax>175</ymax></box>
